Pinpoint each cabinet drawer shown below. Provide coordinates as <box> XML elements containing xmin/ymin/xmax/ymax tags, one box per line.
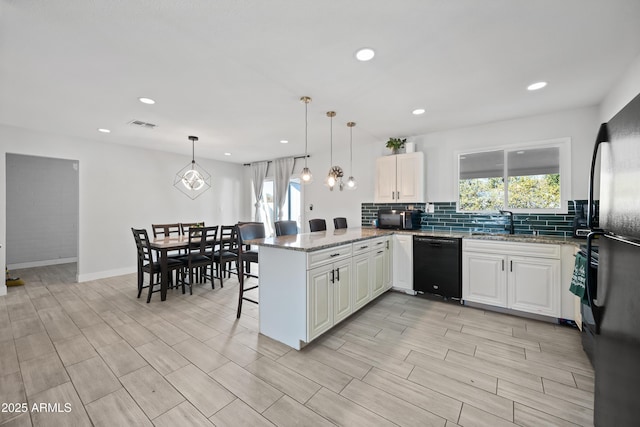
<box><xmin>352</xmin><ymin>237</ymin><xmax>387</xmax><ymax>256</ymax></box>
<box><xmin>463</xmin><ymin>239</ymin><xmax>560</xmax><ymax>258</ymax></box>
<box><xmin>307</xmin><ymin>244</ymin><xmax>352</xmax><ymax>269</ymax></box>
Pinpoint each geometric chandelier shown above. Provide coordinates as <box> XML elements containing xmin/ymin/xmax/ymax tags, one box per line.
<box><xmin>173</xmin><ymin>135</ymin><xmax>211</xmax><ymax>199</ymax></box>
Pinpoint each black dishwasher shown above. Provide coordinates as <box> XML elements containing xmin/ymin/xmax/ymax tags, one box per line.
<box><xmin>413</xmin><ymin>236</ymin><xmax>462</xmax><ymax>299</ymax></box>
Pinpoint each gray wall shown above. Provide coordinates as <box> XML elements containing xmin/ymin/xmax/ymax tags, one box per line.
<box><xmin>6</xmin><ymin>153</ymin><xmax>79</xmax><ymax>267</ymax></box>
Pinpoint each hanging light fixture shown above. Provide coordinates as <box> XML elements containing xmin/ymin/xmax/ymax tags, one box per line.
<box><xmin>325</xmin><ymin>111</ymin><xmax>344</xmax><ymax>191</ymax></box>
<box><xmin>173</xmin><ymin>135</ymin><xmax>211</xmax><ymax>199</ymax></box>
<box><xmin>300</xmin><ymin>96</ymin><xmax>313</xmax><ymax>183</ymax></box>
<box><xmin>346</xmin><ymin>121</ymin><xmax>357</xmax><ymax>190</ymax></box>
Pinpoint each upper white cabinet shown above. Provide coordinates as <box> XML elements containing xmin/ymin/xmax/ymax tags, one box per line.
<box><xmin>375</xmin><ymin>152</ymin><xmax>424</xmax><ymax>203</ymax></box>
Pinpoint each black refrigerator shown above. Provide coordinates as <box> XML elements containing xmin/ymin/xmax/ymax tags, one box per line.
<box><xmin>587</xmin><ymin>92</ymin><xmax>640</xmax><ymax>426</ymax></box>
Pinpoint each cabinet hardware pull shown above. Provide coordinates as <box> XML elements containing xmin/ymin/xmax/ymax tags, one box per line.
<box><xmin>397</xmin><ymin>191</ymin><xmax>400</xmax><ymax>199</ymax></box>
<box><xmin>330</xmin><ymin>269</ymin><xmax>335</xmax><ymax>283</ymax></box>
<box><xmin>336</xmin><ymin>267</ymin><xmax>340</xmax><ymax>281</ymax></box>
<box><xmin>360</xmin><ymin>245</ymin><xmax>368</xmax><ymax>249</ymax></box>
<box><xmin>377</xmin><ymin>250</ymin><xmax>384</xmax><ymax>254</ymax></box>
<box><xmin>501</xmin><ymin>259</ymin><xmax>505</xmax><ymax>271</ymax></box>
<box><xmin>330</xmin><ymin>253</ymin><xmax>340</xmax><ymax>257</ymax></box>
<box><xmin>510</xmin><ymin>260</ymin><xmax>513</xmax><ymax>272</ymax></box>
<box><xmin>392</xmin><ymin>191</ymin><xmax>395</xmax><ymax>199</ymax></box>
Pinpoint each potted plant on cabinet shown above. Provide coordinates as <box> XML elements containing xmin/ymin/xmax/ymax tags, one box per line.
<box><xmin>386</xmin><ymin>138</ymin><xmax>406</xmax><ymax>154</ymax></box>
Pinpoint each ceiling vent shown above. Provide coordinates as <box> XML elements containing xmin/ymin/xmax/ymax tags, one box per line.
<box><xmin>128</xmin><ymin>119</ymin><xmax>157</xmax><ymax>129</ymax></box>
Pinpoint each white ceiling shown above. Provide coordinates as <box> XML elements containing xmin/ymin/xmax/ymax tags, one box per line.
<box><xmin>2</xmin><ymin>0</ymin><xmax>640</xmax><ymax>163</ymax></box>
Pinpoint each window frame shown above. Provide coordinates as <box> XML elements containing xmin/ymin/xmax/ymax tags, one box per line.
<box><xmin>454</xmin><ymin>137</ymin><xmax>571</xmax><ymax>214</ymax></box>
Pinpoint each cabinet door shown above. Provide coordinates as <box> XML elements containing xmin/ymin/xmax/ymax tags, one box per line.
<box><xmin>307</xmin><ymin>264</ymin><xmax>333</xmax><ymax>341</ymax></box>
<box><xmin>392</xmin><ymin>234</ymin><xmax>413</xmax><ymax>291</ymax></box>
<box><xmin>396</xmin><ymin>153</ymin><xmax>424</xmax><ymax>202</ymax></box>
<box><xmin>333</xmin><ymin>260</ymin><xmax>353</xmax><ymax>324</ymax></box>
<box><xmin>374</xmin><ymin>156</ymin><xmax>397</xmax><ymax>203</ymax></box>
<box><xmin>462</xmin><ymin>252</ymin><xmax>507</xmax><ymax>307</ymax></box>
<box><xmin>508</xmin><ymin>256</ymin><xmax>561</xmax><ymax>317</ymax></box>
<box><xmin>371</xmin><ymin>249</ymin><xmax>386</xmax><ymax>298</ymax></box>
<box><xmin>383</xmin><ymin>240</ymin><xmax>392</xmax><ymax>290</ymax></box>
<box><xmin>353</xmin><ymin>253</ymin><xmax>371</xmax><ymax>310</ymax></box>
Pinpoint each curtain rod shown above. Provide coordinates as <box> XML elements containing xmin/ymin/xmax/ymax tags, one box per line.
<box><xmin>243</xmin><ymin>154</ymin><xmax>310</xmax><ymax>166</ymax></box>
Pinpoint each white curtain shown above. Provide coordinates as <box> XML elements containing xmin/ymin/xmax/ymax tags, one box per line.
<box><xmin>274</xmin><ymin>157</ymin><xmax>295</xmax><ymax>220</ymax></box>
<box><xmin>251</xmin><ymin>161</ymin><xmax>269</xmax><ymax>221</ymax></box>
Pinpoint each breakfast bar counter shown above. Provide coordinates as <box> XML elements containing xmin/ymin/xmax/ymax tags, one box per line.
<box><xmin>248</xmin><ymin>228</ymin><xmax>393</xmax><ymax>349</ymax></box>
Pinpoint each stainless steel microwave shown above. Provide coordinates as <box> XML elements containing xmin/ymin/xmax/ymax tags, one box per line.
<box><xmin>377</xmin><ymin>210</ymin><xmax>420</xmax><ymax>230</ymax></box>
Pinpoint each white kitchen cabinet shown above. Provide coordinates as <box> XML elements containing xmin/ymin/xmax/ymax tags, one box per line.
<box><xmin>259</xmin><ymin>234</ymin><xmax>392</xmax><ymax>349</ymax></box>
<box><xmin>353</xmin><ymin>252</ymin><xmax>371</xmax><ymax>311</ymax></box>
<box><xmin>462</xmin><ymin>252</ymin><xmax>507</xmax><ymax>307</ymax></box>
<box><xmin>374</xmin><ymin>152</ymin><xmax>424</xmax><ymax>203</ymax></box>
<box><xmin>508</xmin><ymin>256</ymin><xmax>560</xmax><ymax>317</ymax></box>
<box><xmin>463</xmin><ymin>239</ymin><xmax>561</xmax><ymax>318</ymax></box>
<box><xmin>392</xmin><ymin>234</ymin><xmax>414</xmax><ymax>293</ymax></box>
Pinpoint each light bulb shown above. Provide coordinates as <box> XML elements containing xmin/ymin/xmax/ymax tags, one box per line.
<box><xmin>181</xmin><ymin>169</ymin><xmax>205</xmax><ymax>190</ymax></box>
<box><xmin>301</xmin><ymin>167</ymin><xmax>313</xmax><ymax>183</ymax></box>
<box><xmin>327</xmin><ymin>175</ymin><xmax>336</xmax><ymax>187</ymax></box>
<box><xmin>347</xmin><ymin>176</ymin><xmax>357</xmax><ymax>190</ymax></box>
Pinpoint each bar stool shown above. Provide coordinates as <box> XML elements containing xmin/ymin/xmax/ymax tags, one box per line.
<box><xmin>236</xmin><ymin>222</ymin><xmax>265</xmax><ymax>318</ymax></box>
<box><xmin>333</xmin><ymin>217</ymin><xmax>348</xmax><ymax>229</ymax></box>
<box><xmin>274</xmin><ymin>220</ymin><xmax>298</xmax><ymax>236</ymax></box>
<box><xmin>309</xmin><ymin>218</ymin><xmax>327</xmax><ymax>232</ymax></box>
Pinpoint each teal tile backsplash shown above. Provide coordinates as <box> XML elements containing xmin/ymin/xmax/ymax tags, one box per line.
<box><xmin>361</xmin><ymin>200</ymin><xmax>591</xmax><ymax>237</ymax></box>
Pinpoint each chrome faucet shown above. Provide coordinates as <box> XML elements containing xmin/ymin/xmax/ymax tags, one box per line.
<box><xmin>499</xmin><ymin>210</ymin><xmax>515</xmax><ymax>234</ymax></box>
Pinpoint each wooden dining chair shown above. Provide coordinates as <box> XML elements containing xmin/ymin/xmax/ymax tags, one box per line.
<box><xmin>151</xmin><ymin>223</ymin><xmax>181</xmax><ymax>238</ymax></box>
<box><xmin>179</xmin><ymin>226</ymin><xmax>217</xmax><ymax>294</ymax></box>
<box><xmin>131</xmin><ymin>228</ymin><xmax>184</xmax><ymax>303</ymax></box>
<box><xmin>210</xmin><ymin>225</ymin><xmax>238</xmax><ymax>288</ymax></box>
<box><xmin>236</xmin><ymin>222</ymin><xmax>265</xmax><ymax>318</ymax></box>
<box><xmin>180</xmin><ymin>222</ymin><xmax>205</xmax><ymax>235</ymax></box>
<box><xmin>333</xmin><ymin>217</ymin><xmax>348</xmax><ymax>229</ymax></box>
<box><xmin>309</xmin><ymin>218</ymin><xmax>327</xmax><ymax>232</ymax></box>
<box><xmin>274</xmin><ymin>220</ymin><xmax>298</xmax><ymax>236</ymax></box>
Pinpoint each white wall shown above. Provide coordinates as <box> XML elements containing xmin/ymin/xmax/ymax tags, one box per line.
<box><xmin>0</xmin><ymin>124</ymin><xmax>246</xmax><ymax>291</ymax></box>
<box><xmin>6</xmin><ymin>154</ymin><xmax>79</xmax><ymax>268</ymax></box>
<box><xmin>600</xmin><ymin>52</ymin><xmax>640</xmax><ymax>121</ymax></box>
<box><xmin>415</xmin><ymin>106</ymin><xmax>600</xmax><ymax>202</ymax></box>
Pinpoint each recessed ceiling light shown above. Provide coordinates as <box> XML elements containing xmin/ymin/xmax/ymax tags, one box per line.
<box><xmin>355</xmin><ymin>48</ymin><xmax>375</xmax><ymax>61</ymax></box>
<box><xmin>224</xmin><ymin>152</ymin><xmax>231</xmax><ymax>156</ymax></box>
<box><xmin>138</xmin><ymin>97</ymin><xmax>156</xmax><ymax>104</ymax></box>
<box><xmin>280</xmin><ymin>140</ymin><xmax>288</xmax><ymax>144</ymax></box>
<box><xmin>527</xmin><ymin>82</ymin><xmax>547</xmax><ymax>91</ymax></box>
<box><xmin>517</xmin><ymin>150</ymin><xmax>525</xmax><ymax>154</ymax></box>
<box><xmin>97</xmin><ymin>128</ymin><xmax>111</xmax><ymax>133</ymax></box>
<box><xmin>412</xmin><ymin>108</ymin><xmax>426</xmax><ymax>115</ymax></box>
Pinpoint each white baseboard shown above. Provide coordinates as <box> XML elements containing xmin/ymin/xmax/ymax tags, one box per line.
<box><xmin>0</xmin><ymin>284</ymin><xmax>6</xmax><ymax>296</ymax></box>
<box><xmin>77</xmin><ymin>266</ymin><xmax>137</xmax><ymax>283</ymax></box>
<box><xmin>7</xmin><ymin>257</ymin><xmax>78</xmax><ymax>270</ymax></box>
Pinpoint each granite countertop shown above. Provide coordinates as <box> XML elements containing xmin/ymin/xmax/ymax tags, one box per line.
<box><xmin>247</xmin><ymin>228</ymin><xmax>393</xmax><ymax>252</ymax></box>
<box><xmin>393</xmin><ymin>229</ymin><xmax>584</xmax><ymax>246</ymax></box>
<box><xmin>249</xmin><ymin>227</ymin><xmax>583</xmax><ymax>252</ymax></box>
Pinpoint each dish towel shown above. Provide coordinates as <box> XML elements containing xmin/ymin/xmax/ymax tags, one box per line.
<box><xmin>569</xmin><ymin>252</ymin><xmax>588</xmax><ymax>304</ymax></box>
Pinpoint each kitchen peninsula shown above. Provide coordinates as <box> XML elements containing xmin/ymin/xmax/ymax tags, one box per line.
<box><xmin>249</xmin><ymin>228</ymin><xmax>393</xmax><ymax>349</ymax></box>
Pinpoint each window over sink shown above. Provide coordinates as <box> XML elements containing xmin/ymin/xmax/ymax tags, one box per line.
<box><xmin>456</xmin><ymin>138</ymin><xmax>571</xmax><ymax>213</ymax></box>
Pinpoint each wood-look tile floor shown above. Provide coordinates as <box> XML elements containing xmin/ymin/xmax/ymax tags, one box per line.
<box><xmin>0</xmin><ymin>263</ymin><xmax>595</xmax><ymax>426</ymax></box>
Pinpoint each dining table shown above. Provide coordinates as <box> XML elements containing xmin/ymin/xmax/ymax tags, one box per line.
<box><xmin>149</xmin><ymin>233</ymin><xmax>232</xmax><ymax>301</ymax></box>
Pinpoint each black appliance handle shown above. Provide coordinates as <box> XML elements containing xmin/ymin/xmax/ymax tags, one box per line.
<box><xmin>586</xmin><ymin>230</ymin><xmax>604</xmax><ymax>334</ymax></box>
<box><xmin>587</xmin><ymin>123</ymin><xmax>609</xmax><ymax>230</ymax></box>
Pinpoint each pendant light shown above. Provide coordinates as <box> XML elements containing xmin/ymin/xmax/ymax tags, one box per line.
<box><xmin>173</xmin><ymin>135</ymin><xmax>211</xmax><ymax>199</ymax></box>
<box><xmin>300</xmin><ymin>96</ymin><xmax>313</xmax><ymax>183</ymax></box>
<box><xmin>346</xmin><ymin>121</ymin><xmax>357</xmax><ymax>190</ymax></box>
<box><xmin>325</xmin><ymin>111</ymin><xmax>344</xmax><ymax>191</ymax></box>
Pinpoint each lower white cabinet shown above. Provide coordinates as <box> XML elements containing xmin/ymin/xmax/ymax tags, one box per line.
<box><xmin>463</xmin><ymin>240</ymin><xmax>561</xmax><ymax>318</ymax></box>
<box><xmin>307</xmin><ymin>237</ymin><xmax>391</xmax><ymax>342</ymax></box>
<box><xmin>392</xmin><ymin>234</ymin><xmax>414</xmax><ymax>292</ymax></box>
<box><xmin>307</xmin><ymin>258</ymin><xmax>352</xmax><ymax>341</ymax></box>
